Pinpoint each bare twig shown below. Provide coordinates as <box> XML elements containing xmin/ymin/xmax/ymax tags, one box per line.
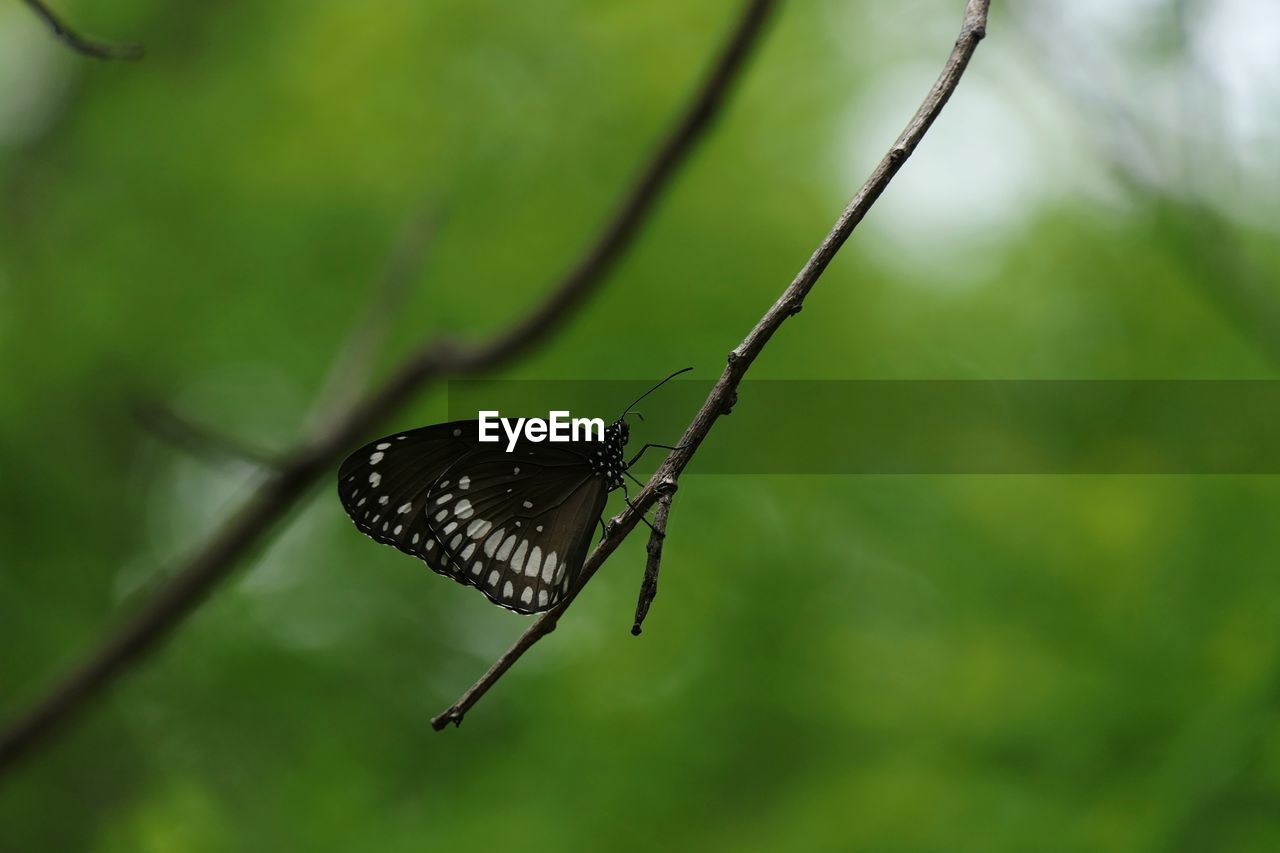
<box><xmin>631</xmin><ymin>480</ymin><xmax>676</xmax><ymax>636</ymax></box>
<box><xmin>132</xmin><ymin>400</ymin><xmax>280</xmax><ymax>469</ymax></box>
<box><xmin>0</xmin><ymin>0</ymin><xmax>777</xmax><ymax>778</ymax></box>
<box><xmin>430</xmin><ymin>0</ymin><xmax>991</xmax><ymax>731</ymax></box>
<box><xmin>23</xmin><ymin>0</ymin><xmax>143</xmax><ymax>60</ymax></box>
<box><xmin>135</xmin><ymin>211</ymin><xmax>441</xmax><ymax>470</ymax></box>
<box><xmin>306</xmin><ymin>207</ymin><xmax>442</xmax><ymax>428</ymax></box>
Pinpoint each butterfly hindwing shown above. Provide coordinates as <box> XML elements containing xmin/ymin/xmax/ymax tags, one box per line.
<box><xmin>424</xmin><ymin>448</ymin><xmax>608</xmax><ymax>613</ymax></box>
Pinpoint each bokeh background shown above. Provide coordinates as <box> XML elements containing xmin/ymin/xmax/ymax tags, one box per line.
<box><xmin>3</xmin><ymin>0</ymin><xmax>1280</xmax><ymax>850</ymax></box>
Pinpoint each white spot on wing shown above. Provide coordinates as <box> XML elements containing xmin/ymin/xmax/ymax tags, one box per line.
<box><xmin>520</xmin><ymin>586</ymin><xmax>533</xmax><ymax>605</ymax></box>
<box><xmin>455</xmin><ymin>499</ymin><xmax>474</xmax><ymax>519</ymax></box>
<box><xmin>434</xmin><ymin>509</ymin><xmax>449</xmax><ymax>522</ymax></box>
<box><xmin>397</xmin><ymin>503</ymin><xmax>412</xmax><ymax>514</ymax></box>
<box><xmin>458</xmin><ymin>475</ymin><xmax>471</xmax><ymax>490</ymax></box>
<box><xmin>461</xmin><ymin>542</ymin><xmax>476</xmax><ymax>560</ymax></box>
<box><xmin>526</xmin><ymin>546</ymin><xmax>542</xmax><ymax>578</ymax></box>
<box><xmin>369</xmin><ymin>451</ymin><xmax>384</xmax><ymax>464</ymax></box>
<box><xmin>484</xmin><ymin>529</ymin><xmax>505</xmax><ymax>557</ymax></box>
<box><xmin>369</xmin><ymin>472</ymin><xmax>382</xmax><ymax>487</ymax></box>
<box><xmin>502</xmin><ymin>580</ymin><xmax>513</xmax><ymax>599</ymax></box>
<box><xmin>537</xmin><ymin>590</ymin><xmax>548</xmax><ymax>607</ymax></box>
<box><xmin>542</xmin><ymin>552</ymin><xmax>557</xmax><ymax>583</ymax></box>
<box><xmin>511</xmin><ymin>540</ymin><xmax>528</xmax><ymax>572</ymax></box>
<box><xmin>522</xmin><ymin>500</ymin><xmax>534</xmax><ymax>509</ymax></box>
<box><xmin>435</xmin><ymin>493</ymin><xmax>453</xmax><ymax>505</ymax></box>
<box><xmin>487</xmin><ymin>570</ymin><xmax>499</xmax><ymax>587</ymax></box>
<box><xmin>376</xmin><ymin>442</ymin><xmax>391</xmax><ymax>450</ymax></box>
<box><xmin>496</xmin><ymin>534</ymin><xmax>517</xmax><ymax>561</ymax></box>
<box><xmin>467</xmin><ymin>519</ymin><xmax>492</xmax><ymax>539</ymax></box>
<box><xmin>443</xmin><ymin>522</ymin><xmax>457</xmax><ymax>535</ymax></box>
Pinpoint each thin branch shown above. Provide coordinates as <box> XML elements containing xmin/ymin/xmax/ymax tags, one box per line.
<box><xmin>0</xmin><ymin>0</ymin><xmax>777</xmax><ymax>777</ymax></box>
<box><xmin>23</xmin><ymin>0</ymin><xmax>143</xmax><ymax>60</ymax></box>
<box><xmin>430</xmin><ymin>0</ymin><xmax>991</xmax><ymax>731</ymax></box>
<box><xmin>135</xmin><ymin>210</ymin><xmax>441</xmax><ymax>470</ymax></box>
<box><xmin>133</xmin><ymin>401</ymin><xmax>280</xmax><ymax>469</ymax></box>
<box><xmin>305</xmin><ymin>207</ymin><xmax>442</xmax><ymax>429</ymax></box>
<box><xmin>631</xmin><ymin>480</ymin><xmax>676</xmax><ymax>636</ymax></box>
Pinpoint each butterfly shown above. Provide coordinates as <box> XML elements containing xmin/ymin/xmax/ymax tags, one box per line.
<box><xmin>336</xmin><ymin>369</ymin><xmax>690</xmax><ymax>614</ymax></box>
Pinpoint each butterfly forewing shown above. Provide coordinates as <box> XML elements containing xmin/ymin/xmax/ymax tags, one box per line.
<box><xmin>337</xmin><ymin>421</ymin><xmax>478</xmax><ymax>580</ymax></box>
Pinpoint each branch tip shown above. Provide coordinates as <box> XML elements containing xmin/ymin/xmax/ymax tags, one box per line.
<box><xmin>24</xmin><ymin>0</ymin><xmax>144</xmax><ymax>60</ymax></box>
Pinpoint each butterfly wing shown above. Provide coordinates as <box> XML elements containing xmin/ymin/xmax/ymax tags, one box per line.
<box><xmin>337</xmin><ymin>421</ymin><xmax>479</xmax><ymax>582</ymax></box>
<box><xmin>424</xmin><ymin>449</ymin><xmax>607</xmax><ymax>613</ymax></box>
<box><xmin>337</xmin><ymin>421</ymin><xmax>609</xmax><ymax>614</ymax></box>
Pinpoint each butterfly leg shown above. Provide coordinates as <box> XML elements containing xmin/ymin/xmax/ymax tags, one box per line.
<box><xmin>619</xmin><ymin>480</ymin><xmax>662</xmax><ymax>535</ymax></box>
<box><xmin>624</xmin><ymin>497</ymin><xmax>662</xmax><ymax>534</ymax></box>
<box><xmin>626</xmin><ymin>443</ymin><xmax>687</xmax><ymax>468</ymax></box>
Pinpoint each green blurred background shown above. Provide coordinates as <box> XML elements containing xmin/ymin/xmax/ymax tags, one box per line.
<box><xmin>3</xmin><ymin>0</ymin><xmax>1280</xmax><ymax>850</ymax></box>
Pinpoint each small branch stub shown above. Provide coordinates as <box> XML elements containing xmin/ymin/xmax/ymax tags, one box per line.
<box><xmin>632</xmin><ymin>481</ymin><xmax>677</xmax><ymax>636</ymax></box>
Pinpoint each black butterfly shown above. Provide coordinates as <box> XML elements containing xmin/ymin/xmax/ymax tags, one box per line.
<box><xmin>336</xmin><ymin>370</ymin><xmax>689</xmax><ymax>614</ymax></box>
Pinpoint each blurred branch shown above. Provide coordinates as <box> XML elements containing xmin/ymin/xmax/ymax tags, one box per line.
<box><xmin>135</xmin><ymin>209</ymin><xmax>441</xmax><ymax>470</ymax></box>
<box><xmin>0</xmin><ymin>0</ymin><xmax>778</xmax><ymax>777</ymax></box>
<box><xmin>631</xmin><ymin>480</ymin><xmax>676</xmax><ymax>636</ymax></box>
<box><xmin>430</xmin><ymin>0</ymin><xmax>991</xmax><ymax>731</ymax></box>
<box><xmin>306</xmin><ymin>207</ymin><xmax>442</xmax><ymax>429</ymax></box>
<box><xmin>1011</xmin><ymin>6</ymin><xmax>1280</xmax><ymax>368</ymax></box>
<box><xmin>23</xmin><ymin>0</ymin><xmax>143</xmax><ymax>60</ymax></box>
<box><xmin>133</xmin><ymin>401</ymin><xmax>280</xmax><ymax>469</ymax></box>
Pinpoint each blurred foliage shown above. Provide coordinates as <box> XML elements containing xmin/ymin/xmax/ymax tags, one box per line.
<box><xmin>2</xmin><ymin>0</ymin><xmax>1279</xmax><ymax>850</ymax></box>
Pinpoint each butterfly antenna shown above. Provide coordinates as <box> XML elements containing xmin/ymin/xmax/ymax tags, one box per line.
<box><xmin>618</xmin><ymin>367</ymin><xmax>693</xmax><ymax>420</ymax></box>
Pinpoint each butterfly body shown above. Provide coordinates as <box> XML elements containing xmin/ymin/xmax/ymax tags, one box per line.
<box><xmin>338</xmin><ymin>417</ymin><xmax>630</xmax><ymax>614</ymax></box>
